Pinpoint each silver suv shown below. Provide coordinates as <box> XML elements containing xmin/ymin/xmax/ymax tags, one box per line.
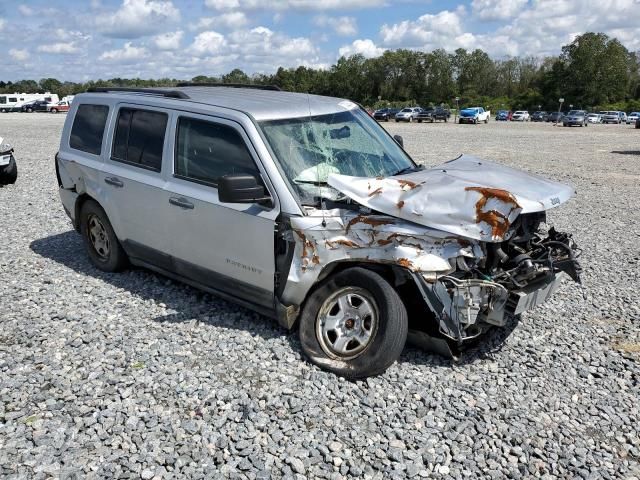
<box><xmin>56</xmin><ymin>85</ymin><xmax>581</xmax><ymax>378</ymax></box>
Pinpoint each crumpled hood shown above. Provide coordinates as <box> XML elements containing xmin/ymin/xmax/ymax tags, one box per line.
<box><xmin>327</xmin><ymin>154</ymin><xmax>575</xmax><ymax>242</ymax></box>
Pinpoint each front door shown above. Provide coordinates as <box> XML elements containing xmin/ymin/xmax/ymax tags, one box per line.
<box><xmin>164</xmin><ymin>114</ymin><xmax>278</xmax><ymax>309</ymax></box>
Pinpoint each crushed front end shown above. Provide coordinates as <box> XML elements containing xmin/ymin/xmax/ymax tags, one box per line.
<box><xmin>412</xmin><ymin>212</ymin><xmax>581</xmax><ymax>344</ymax></box>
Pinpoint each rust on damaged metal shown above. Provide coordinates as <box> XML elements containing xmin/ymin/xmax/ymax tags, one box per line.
<box><xmin>345</xmin><ymin>214</ymin><xmax>395</xmax><ymax>233</ymax></box>
<box><xmin>465</xmin><ymin>186</ymin><xmax>521</xmax><ymax>239</ymax></box>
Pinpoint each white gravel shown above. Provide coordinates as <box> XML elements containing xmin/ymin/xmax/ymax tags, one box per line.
<box><xmin>1</xmin><ymin>113</ymin><xmax>639</xmax><ymax>479</ymax></box>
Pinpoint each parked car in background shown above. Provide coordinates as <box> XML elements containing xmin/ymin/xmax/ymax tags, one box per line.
<box><xmin>563</xmin><ymin>110</ymin><xmax>588</xmax><ymax>127</ymax></box>
<box><xmin>416</xmin><ymin>107</ymin><xmax>450</xmax><ymax>123</ymax></box>
<box><xmin>49</xmin><ymin>101</ymin><xmax>71</xmax><ymax>113</ymax></box>
<box><xmin>547</xmin><ymin>111</ymin><xmax>564</xmax><ymax>123</ymax></box>
<box><xmin>0</xmin><ymin>137</ymin><xmax>17</xmax><ymax>185</ymax></box>
<box><xmin>395</xmin><ymin>107</ymin><xmax>421</xmax><ymax>123</ymax></box>
<box><xmin>531</xmin><ymin>111</ymin><xmax>548</xmax><ymax>122</ymax></box>
<box><xmin>495</xmin><ymin>110</ymin><xmax>511</xmax><ymax>121</ymax></box>
<box><xmin>373</xmin><ymin>108</ymin><xmax>399</xmax><ymax>122</ymax></box>
<box><xmin>433</xmin><ymin>107</ymin><xmax>451</xmax><ymax>122</ymax></box>
<box><xmin>602</xmin><ymin>111</ymin><xmax>624</xmax><ymax>124</ymax></box>
<box><xmin>511</xmin><ymin>111</ymin><xmax>530</xmax><ymax>122</ymax></box>
<box><xmin>416</xmin><ymin>107</ymin><xmax>435</xmax><ymax>123</ymax></box>
<box><xmin>22</xmin><ymin>100</ymin><xmax>51</xmax><ymax>112</ymax></box>
<box><xmin>587</xmin><ymin>113</ymin><xmax>602</xmax><ymax>124</ymax></box>
<box><xmin>626</xmin><ymin>112</ymin><xmax>639</xmax><ymax>124</ymax></box>
<box><xmin>458</xmin><ymin>107</ymin><xmax>490</xmax><ymax>124</ymax></box>
<box><xmin>55</xmin><ymin>85</ymin><xmax>582</xmax><ymax>378</ymax></box>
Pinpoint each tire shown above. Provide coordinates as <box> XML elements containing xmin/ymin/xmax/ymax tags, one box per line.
<box><xmin>80</xmin><ymin>200</ymin><xmax>128</xmax><ymax>272</ymax></box>
<box><xmin>50</xmin><ymin>108</ymin><xmax>58</xmax><ymax>114</ymax></box>
<box><xmin>484</xmin><ymin>118</ymin><xmax>488</xmax><ymax>124</ymax></box>
<box><xmin>395</xmin><ymin>119</ymin><xmax>399</xmax><ymax>123</ymax></box>
<box><xmin>418</xmin><ymin>119</ymin><xmax>422</xmax><ymax>123</ymax></box>
<box><xmin>444</xmin><ymin>117</ymin><xmax>447</xmax><ymax>122</ymax></box>
<box><xmin>298</xmin><ymin>267</ymin><xmax>408</xmax><ymax>379</ymax></box>
<box><xmin>26</xmin><ymin>108</ymin><xmax>33</xmax><ymax>113</ymax></box>
<box><xmin>0</xmin><ymin>157</ymin><xmax>17</xmax><ymax>185</ymax></box>
<box><xmin>0</xmin><ymin>108</ymin><xmax>6</xmax><ymax>113</ymax></box>
<box><xmin>408</xmin><ymin>117</ymin><xmax>413</xmax><ymax>123</ymax></box>
<box><xmin>385</xmin><ymin>117</ymin><xmax>389</xmax><ymax>122</ymax></box>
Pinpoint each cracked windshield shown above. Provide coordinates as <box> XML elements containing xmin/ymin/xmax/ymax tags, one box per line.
<box><xmin>260</xmin><ymin>108</ymin><xmax>415</xmax><ymax>205</ymax></box>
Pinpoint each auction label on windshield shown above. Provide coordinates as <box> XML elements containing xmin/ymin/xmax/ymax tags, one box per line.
<box><xmin>339</xmin><ymin>100</ymin><xmax>357</xmax><ymax>110</ymax></box>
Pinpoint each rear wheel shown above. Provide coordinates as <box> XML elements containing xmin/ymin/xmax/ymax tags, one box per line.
<box><xmin>299</xmin><ymin>268</ymin><xmax>408</xmax><ymax>379</ymax></box>
<box><xmin>80</xmin><ymin>200</ymin><xmax>128</xmax><ymax>272</ymax></box>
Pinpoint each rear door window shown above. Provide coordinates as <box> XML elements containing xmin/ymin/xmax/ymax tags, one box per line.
<box><xmin>70</xmin><ymin>104</ymin><xmax>110</xmax><ymax>155</ymax></box>
<box><xmin>174</xmin><ymin>117</ymin><xmax>262</xmax><ymax>186</ymax></box>
<box><xmin>111</xmin><ymin>108</ymin><xmax>168</xmax><ymax>171</ymax></box>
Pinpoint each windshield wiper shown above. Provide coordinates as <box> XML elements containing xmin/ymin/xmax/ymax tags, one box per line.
<box><xmin>391</xmin><ymin>165</ymin><xmax>423</xmax><ymax>176</ymax></box>
<box><xmin>294</xmin><ymin>179</ymin><xmax>329</xmax><ymax>186</ymax></box>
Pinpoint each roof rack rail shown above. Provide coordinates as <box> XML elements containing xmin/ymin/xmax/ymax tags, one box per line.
<box><xmin>176</xmin><ymin>82</ymin><xmax>282</xmax><ymax>91</ymax></box>
<box><xmin>86</xmin><ymin>87</ymin><xmax>190</xmax><ymax>99</ymax></box>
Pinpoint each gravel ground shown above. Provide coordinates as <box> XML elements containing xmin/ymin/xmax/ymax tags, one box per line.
<box><xmin>0</xmin><ymin>113</ymin><xmax>639</xmax><ymax>479</ymax></box>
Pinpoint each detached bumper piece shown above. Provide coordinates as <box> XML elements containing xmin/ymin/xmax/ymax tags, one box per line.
<box><xmin>0</xmin><ymin>149</ymin><xmax>17</xmax><ymax>185</ymax></box>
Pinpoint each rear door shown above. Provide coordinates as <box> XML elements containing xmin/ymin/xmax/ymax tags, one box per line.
<box><xmin>164</xmin><ymin>113</ymin><xmax>278</xmax><ymax>309</ymax></box>
<box><xmin>98</xmin><ymin>104</ymin><xmax>173</xmax><ymax>269</ymax></box>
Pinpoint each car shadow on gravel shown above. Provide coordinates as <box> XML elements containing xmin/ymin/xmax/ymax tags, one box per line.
<box><xmin>31</xmin><ymin>230</ymin><xmax>519</xmax><ymax>370</ymax></box>
<box><xmin>29</xmin><ymin>230</ymin><xmax>285</xmax><ymax>341</ymax></box>
<box><xmin>611</xmin><ymin>150</ymin><xmax>640</xmax><ymax>155</ymax></box>
<box><xmin>399</xmin><ymin>315</ymin><xmax>521</xmax><ymax>369</ymax></box>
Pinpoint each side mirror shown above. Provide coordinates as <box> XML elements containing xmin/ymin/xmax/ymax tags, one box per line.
<box><xmin>218</xmin><ymin>174</ymin><xmax>271</xmax><ymax>206</ymax></box>
<box><xmin>393</xmin><ymin>134</ymin><xmax>404</xmax><ymax>147</ymax></box>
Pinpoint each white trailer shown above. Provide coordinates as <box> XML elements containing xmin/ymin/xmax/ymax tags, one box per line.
<box><xmin>0</xmin><ymin>92</ymin><xmax>60</xmax><ymax>112</ymax></box>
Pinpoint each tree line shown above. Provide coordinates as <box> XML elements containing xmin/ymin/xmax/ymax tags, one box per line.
<box><xmin>2</xmin><ymin>32</ymin><xmax>639</xmax><ymax>113</ymax></box>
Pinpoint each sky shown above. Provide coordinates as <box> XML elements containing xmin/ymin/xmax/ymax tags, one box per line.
<box><xmin>1</xmin><ymin>0</ymin><xmax>639</xmax><ymax>82</ymax></box>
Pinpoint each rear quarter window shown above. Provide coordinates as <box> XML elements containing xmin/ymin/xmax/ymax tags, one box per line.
<box><xmin>70</xmin><ymin>104</ymin><xmax>110</xmax><ymax>155</ymax></box>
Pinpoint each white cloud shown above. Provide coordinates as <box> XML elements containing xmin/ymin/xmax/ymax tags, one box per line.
<box><xmin>227</xmin><ymin>26</ymin><xmax>317</xmax><ymax>61</ymax></box>
<box><xmin>338</xmin><ymin>39</ymin><xmax>385</xmax><ymax>58</ymax></box>
<box><xmin>153</xmin><ymin>30</ymin><xmax>183</xmax><ymax>50</ymax></box>
<box><xmin>37</xmin><ymin>43</ymin><xmax>82</xmax><ymax>54</ymax></box>
<box><xmin>204</xmin><ymin>0</ymin><xmax>240</xmax><ymax>9</ymax></box>
<box><xmin>99</xmin><ymin>42</ymin><xmax>149</xmax><ymax>62</ymax></box>
<box><xmin>18</xmin><ymin>5</ymin><xmax>35</xmax><ymax>16</ymax></box>
<box><xmin>192</xmin><ymin>12</ymin><xmax>248</xmax><ymax>31</ymax></box>
<box><xmin>9</xmin><ymin>49</ymin><xmax>29</xmax><ymax>61</ymax></box>
<box><xmin>0</xmin><ymin>18</ymin><xmax>5</xmax><ymax>31</ymax></box>
<box><xmin>471</xmin><ymin>0</ymin><xmax>529</xmax><ymax>21</ymax></box>
<box><xmin>96</xmin><ymin>0</ymin><xmax>180</xmax><ymax>38</ymax></box>
<box><xmin>380</xmin><ymin>8</ymin><xmax>476</xmax><ymax>51</ymax></box>
<box><xmin>314</xmin><ymin>15</ymin><xmax>357</xmax><ymax>36</ymax></box>
<box><xmin>189</xmin><ymin>31</ymin><xmax>227</xmax><ymax>56</ymax></box>
<box><xmin>205</xmin><ymin>0</ymin><xmax>384</xmax><ymax>11</ymax></box>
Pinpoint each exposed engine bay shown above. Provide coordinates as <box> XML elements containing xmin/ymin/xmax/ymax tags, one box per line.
<box><xmin>414</xmin><ymin>212</ymin><xmax>581</xmax><ymax>343</ymax></box>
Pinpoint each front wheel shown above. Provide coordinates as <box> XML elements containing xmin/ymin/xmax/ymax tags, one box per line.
<box><xmin>80</xmin><ymin>200</ymin><xmax>128</xmax><ymax>272</ymax></box>
<box><xmin>50</xmin><ymin>108</ymin><xmax>58</xmax><ymax>114</ymax></box>
<box><xmin>299</xmin><ymin>268</ymin><xmax>408</xmax><ymax>379</ymax></box>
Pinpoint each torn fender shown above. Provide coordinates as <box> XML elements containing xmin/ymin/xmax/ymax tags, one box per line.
<box><xmin>327</xmin><ymin>155</ymin><xmax>575</xmax><ymax>242</ymax></box>
<box><xmin>280</xmin><ymin>208</ymin><xmax>483</xmax><ymax>306</ymax></box>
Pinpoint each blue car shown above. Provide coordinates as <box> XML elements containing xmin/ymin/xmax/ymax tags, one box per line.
<box><xmin>496</xmin><ymin>110</ymin><xmax>511</xmax><ymax>121</ymax></box>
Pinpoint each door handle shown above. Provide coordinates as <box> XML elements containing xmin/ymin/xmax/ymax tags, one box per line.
<box><xmin>169</xmin><ymin>197</ymin><xmax>195</xmax><ymax>210</ymax></box>
<box><xmin>104</xmin><ymin>177</ymin><xmax>124</xmax><ymax>188</ymax></box>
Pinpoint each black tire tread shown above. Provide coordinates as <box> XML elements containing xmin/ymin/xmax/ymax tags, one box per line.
<box><xmin>298</xmin><ymin>267</ymin><xmax>408</xmax><ymax>379</ymax></box>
